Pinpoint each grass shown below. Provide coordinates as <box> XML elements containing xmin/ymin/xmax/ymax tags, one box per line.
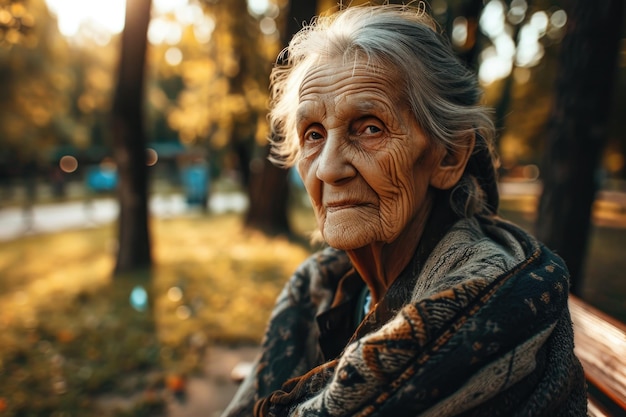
<box><xmin>0</xmin><ymin>200</ymin><xmax>624</xmax><ymax>416</ymax></box>
<box><xmin>0</xmin><ymin>212</ymin><xmax>314</xmax><ymax>416</ymax></box>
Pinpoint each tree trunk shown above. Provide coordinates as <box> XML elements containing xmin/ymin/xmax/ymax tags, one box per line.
<box><xmin>245</xmin><ymin>150</ymin><xmax>292</xmax><ymax>236</ymax></box>
<box><xmin>535</xmin><ymin>0</ymin><xmax>622</xmax><ymax>296</ymax></box>
<box><xmin>244</xmin><ymin>0</ymin><xmax>318</xmax><ymax>236</ymax></box>
<box><xmin>111</xmin><ymin>0</ymin><xmax>153</xmax><ymax>274</ymax></box>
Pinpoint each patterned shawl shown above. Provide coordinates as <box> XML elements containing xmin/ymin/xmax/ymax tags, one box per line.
<box><xmin>220</xmin><ymin>215</ymin><xmax>587</xmax><ymax>417</ymax></box>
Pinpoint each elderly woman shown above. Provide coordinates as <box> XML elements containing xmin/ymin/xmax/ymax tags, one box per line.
<box><xmin>222</xmin><ymin>4</ymin><xmax>587</xmax><ymax>417</ymax></box>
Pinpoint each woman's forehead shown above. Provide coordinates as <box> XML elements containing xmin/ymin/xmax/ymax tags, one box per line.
<box><xmin>298</xmin><ymin>57</ymin><xmax>404</xmax><ymax>101</ymax></box>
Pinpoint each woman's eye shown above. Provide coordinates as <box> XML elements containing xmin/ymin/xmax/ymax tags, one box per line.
<box><xmin>306</xmin><ymin>130</ymin><xmax>324</xmax><ymax>141</ymax></box>
<box><xmin>352</xmin><ymin>118</ymin><xmax>384</xmax><ymax>138</ymax></box>
<box><xmin>357</xmin><ymin>123</ymin><xmax>384</xmax><ymax>138</ymax></box>
<box><xmin>363</xmin><ymin>125</ymin><xmax>382</xmax><ymax>135</ymax></box>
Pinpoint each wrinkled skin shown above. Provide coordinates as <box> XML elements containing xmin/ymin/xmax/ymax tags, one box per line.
<box><xmin>296</xmin><ymin>58</ymin><xmax>472</xmax><ymax>302</ymax></box>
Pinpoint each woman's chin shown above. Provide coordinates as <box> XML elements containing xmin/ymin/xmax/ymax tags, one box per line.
<box><xmin>321</xmin><ymin>228</ymin><xmax>374</xmax><ymax>251</ymax></box>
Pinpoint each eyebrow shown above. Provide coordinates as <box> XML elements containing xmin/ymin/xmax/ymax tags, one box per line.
<box><xmin>296</xmin><ymin>108</ymin><xmax>309</xmax><ymax>126</ymax></box>
<box><xmin>296</xmin><ymin>101</ymin><xmax>322</xmax><ymax>125</ymax></box>
<box><xmin>343</xmin><ymin>96</ymin><xmax>393</xmax><ymax>117</ymax></box>
<box><xmin>352</xmin><ymin>100</ymin><xmax>379</xmax><ymax>113</ymax></box>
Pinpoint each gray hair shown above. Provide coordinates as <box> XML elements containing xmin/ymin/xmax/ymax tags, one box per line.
<box><xmin>268</xmin><ymin>4</ymin><xmax>498</xmax><ymax>216</ymax></box>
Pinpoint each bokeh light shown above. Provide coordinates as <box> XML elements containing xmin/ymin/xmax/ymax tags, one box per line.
<box><xmin>550</xmin><ymin>9</ymin><xmax>567</xmax><ymax>28</ymax></box>
<box><xmin>165</xmin><ymin>47</ymin><xmax>183</xmax><ymax>66</ymax></box>
<box><xmin>167</xmin><ymin>286</ymin><xmax>183</xmax><ymax>302</ymax></box>
<box><xmin>59</xmin><ymin>155</ymin><xmax>78</xmax><ymax>173</ymax></box>
<box><xmin>164</xmin><ymin>22</ymin><xmax>183</xmax><ymax>45</ymax></box>
<box><xmin>516</xmin><ymin>23</ymin><xmax>544</xmax><ymax>67</ymax></box>
<box><xmin>247</xmin><ymin>0</ymin><xmax>270</xmax><ymax>16</ymax></box>
<box><xmin>129</xmin><ymin>286</ymin><xmax>148</xmax><ymax>312</ymax></box>
<box><xmin>259</xmin><ymin>17</ymin><xmax>277</xmax><ymax>36</ymax></box>
<box><xmin>480</xmin><ymin>0</ymin><xmax>506</xmax><ymax>39</ymax></box>
<box><xmin>147</xmin><ymin>18</ymin><xmax>171</xmax><ymax>44</ymax></box>
<box><xmin>507</xmin><ymin>0</ymin><xmax>527</xmax><ymax>25</ymax></box>
<box><xmin>478</xmin><ymin>0</ymin><xmax>566</xmax><ymax>84</ymax></box>
<box><xmin>146</xmin><ymin>148</ymin><xmax>159</xmax><ymax>166</ymax></box>
<box><xmin>522</xmin><ymin>164</ymin><xmax>540</xmax><ymax>180</ymax></box>
<box><xmin>452</xmin><ymin>17</ymin><xmax>468</xmax><ymax>47</ymax></box>
<box><xmin>153</xmin><ymin>0</ymin><xmax>188</xmax><ymax>15</ymax></box>
<box><xmin>193</xmin><ymin>15</ymin><xmax>216</xmax><ymax>43</ymax></box>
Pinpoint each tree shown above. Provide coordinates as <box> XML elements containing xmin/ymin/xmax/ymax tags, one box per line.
<box><xmin>536</xmin><ymin>0</ymin><xmax>623</xmax><ymax>295</ymax></box>
<box><xmin>0</xmin><ymin>0</ymin><xmax>64</xmax><ymax>159</ymax></box>
<box><xmin>111</xmin><ymin>0</ymin><xmax>153</xmax><ymax>274</ymax></box>
<box><xmin>244</xmin><ymin>0</ymin><xmax>319</xmax><ymax>236</ymax></box>
<box><xmin>0</xmin><ymin>0</ymin><xmax>33</xmax><ymax>46</ymax></box>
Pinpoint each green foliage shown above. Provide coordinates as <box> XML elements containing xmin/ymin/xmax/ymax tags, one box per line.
<box><xmin>0</xmin><ymin>0</ymin><xmax>35</xmax><ymax>47</ymax></box>
<box><xmin>0</xmin><ymin>0</ymin><xmax>118</xmax><ymax>171</ymax></box>
<box><xmin>160</xmin><ymin>0</ymin><xmax>279</xmax><ymax>150</ymax></box>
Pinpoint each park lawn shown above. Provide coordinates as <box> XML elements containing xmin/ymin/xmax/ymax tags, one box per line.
<box><xmin>0</xmin><ymin>212</ymin><xmax>314</xmax><ymax>416</ymax></box>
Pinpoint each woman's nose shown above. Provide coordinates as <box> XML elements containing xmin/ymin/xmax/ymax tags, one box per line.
<box><xmin>315</xmin><ymin>133</ymin><xmax>356</xmax><ymax>185</ymax></box>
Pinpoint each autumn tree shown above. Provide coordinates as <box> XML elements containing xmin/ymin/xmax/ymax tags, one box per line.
<box><xmin>111</xmin><ymin>0</ymin><xmax>153</xmax><ymax>274</ymax></box>
<box><xmin>0</xmin><ymin>0</ymin><xmax>52</xmax><ymax>166</ymax></box>
<box><xmin>536</xmin><ymin>0</ymin><xmax>623</xmax><ymax>295</ymax></box>
<box><xmin>0</xmin><ymin>0</ymin><xmax>73</xmax><ymax>206</ymax></box>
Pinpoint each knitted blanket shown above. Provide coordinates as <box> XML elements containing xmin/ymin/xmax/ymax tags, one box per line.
<box><xmin>221</xmin><ymin>216</ymin><xmax>587</xmax><ymax>417</ymax></box>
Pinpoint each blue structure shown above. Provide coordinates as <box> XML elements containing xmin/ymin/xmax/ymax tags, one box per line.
<box><xmin>86</xmin><ymin>166</ymin><xmax>118</xmax><ymax>192</ymax></box>
<box><xmin>181</xmin><ymin>161</ymin><xmax>210</xmax><ymax>208</ymax></box>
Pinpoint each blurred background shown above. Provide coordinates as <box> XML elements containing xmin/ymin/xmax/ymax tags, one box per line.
<box><xmin>0</xmin><ymin>0</ymin><xmax>624</xmax><ymax>415</ymax></box>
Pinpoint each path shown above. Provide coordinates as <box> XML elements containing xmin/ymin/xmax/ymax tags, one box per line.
<box><xmin>167</xmin><ymin>345</ymin><xmax>259</xmax><ymax>417</ymax></box>
<box><xmin>0</xmin><ymin>192</ymin><xmax>248</xmax><ymax>242</ymax></box>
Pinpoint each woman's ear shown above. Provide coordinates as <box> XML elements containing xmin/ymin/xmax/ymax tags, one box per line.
<box><xmin>430</xmin><ymin>133</ymin><xmax>475</xmax><ymax>190</ymax></box>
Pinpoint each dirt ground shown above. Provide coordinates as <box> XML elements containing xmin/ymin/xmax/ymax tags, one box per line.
<box><xmin>168</xmin><ymin>344</ymin><xmax>260</xmax><ymax>417</ymax></box>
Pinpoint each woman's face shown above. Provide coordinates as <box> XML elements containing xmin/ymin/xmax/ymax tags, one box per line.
<box><xmin>296</xmin><ymin>58</ymin><xmax>447</xmax><ymax>250</ymax></box>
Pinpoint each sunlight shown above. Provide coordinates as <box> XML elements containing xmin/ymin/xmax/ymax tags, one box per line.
<box><xmin>45</xmin><ymin>0</ymin><xmax>126</xmax><ymax>37</ymax></box>
<box><xmin>45</xmin><ymin>0</ymin><xmax>214</xmax><ymax>46</ymax></box>
<box><xmin>153</xmin><ymin>0</ymin><xmax>188</xmax><ymax>15</ymax></box>
<box><xmin>479</xmin><ymin>0</ymin><xmax>567</xmax><ymax>85</ymax></box>
<box><xmin>248</xmin><ymin>0</ymin><xmax>270</xmax><ymax>16</ymax></box>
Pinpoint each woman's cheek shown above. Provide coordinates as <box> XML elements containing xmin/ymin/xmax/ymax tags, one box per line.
<box><xmin>297</xmin><ymin>159</ymin><xmax>313</xmax><ymax>189</ymax></box>
<box><xmin>374</xmin><ymin>177</ymin><xmax>418</xmax><ymax>240</ymax></box>
<box><xmin>297</xmin><ymin>159</ymin><xmax>322</xmax><ymax>209</ymax></box>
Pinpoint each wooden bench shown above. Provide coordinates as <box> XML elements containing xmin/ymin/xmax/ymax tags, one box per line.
<box><xmin>569</xmin><ymin>295</ymin><xmax>626</xmax><ymax>416</ymax></box>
